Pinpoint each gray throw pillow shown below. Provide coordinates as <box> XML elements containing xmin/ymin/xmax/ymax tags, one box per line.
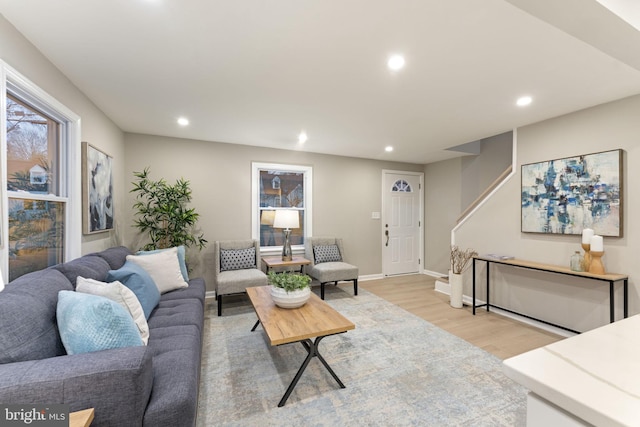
<box><xmin>220</xmin><ymin>247</ymin><xmax>256</xmax><ymax>271</ymax></box>
<box><xmin>313</xmin><ymin>244</ymin><xmax>342</xmax><ymax>264</ymax></box>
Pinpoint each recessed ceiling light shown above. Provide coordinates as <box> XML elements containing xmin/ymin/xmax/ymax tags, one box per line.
<box><xmin>516</xmin><ymin>96</ymin><xmax>532</xmax><ymax>107</ymax></box>
<box><xmin>385</xmin><ymin>146</ymin><xmax>394</xmax><ymax>152</ymax></box>
<box><xmin>177</xmin><ymin>117</ymin><xmax>189</xmax><ymax>126</ymax></box>
<box><xmin>298</xmin><ymin>131</ymin><xmax>308</xmax><ymax>144</ymax></box>
<box><xmin>387</xmin><ymin>55</ymin><xmax>405</xmax><ymax>71</ymax></box>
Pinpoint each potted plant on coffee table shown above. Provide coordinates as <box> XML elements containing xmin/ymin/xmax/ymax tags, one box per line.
<box><xmin>268</xmin><ymin>271</ymin><xmax>312</xmax><ymax>309</ymax></box>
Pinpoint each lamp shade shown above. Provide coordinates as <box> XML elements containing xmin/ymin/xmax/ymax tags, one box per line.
<box><xmin>273</xmin><ymin>209</ymin><xmax>299</xmax><ymax>229</ymax></box>
<box><xmin>260</xmin><ymin>210</ymin><xmax>275</xmax><ymax>225</ymax></box>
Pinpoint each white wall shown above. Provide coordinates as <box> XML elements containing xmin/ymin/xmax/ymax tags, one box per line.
<box><xmin>0</xmin><ymin>15</ymin><xmax>126</xmax><ymax>255</ymax></box>
<box><xmin>453</xmin><ymin>94</ymin><xmax>640</xmax><ymax>332</ymax></box>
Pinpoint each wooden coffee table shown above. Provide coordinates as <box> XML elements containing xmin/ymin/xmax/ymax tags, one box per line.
<box><xmin>246</xmin><ymin>286</ymin><xmax>355</xmax><ymax>407</ymax></box>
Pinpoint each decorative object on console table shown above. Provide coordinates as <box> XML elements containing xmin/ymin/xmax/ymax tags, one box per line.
<box><xmin>581</xmin><ymin>227</ymin><xmax>594</xmax><ymax>270</ymax></box>
<box><xmin>449</xmin><ymin>245</ymin><xmax>478</xmax><ymax>308</ymax></box>
<box><xmin>570</xmin><ymin>251</ymin><xmax>584</xmax><ymax>272</ymax></box>
<box><xmin>589</xmin><ymin>235</ymin><xmax>605</xmax><ymax>274</ymax></box>
<box><xmin>82</xmin><ymin>142</ymin><xmax>114</xmax><ymax>234</ymax></box>
<box><xmin>273</xmin><ymin>209</ymin><xmax>299</xmax><ymax>262</ymax></box>
<box><xmin>268</xmin><ymin>271</ymin><xmax>311</xmax><ymax>309</ymax></box>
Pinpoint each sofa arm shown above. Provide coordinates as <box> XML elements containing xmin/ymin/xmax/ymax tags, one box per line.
<box><xmin>0</xmin><ymin>346</ymin><xmax>153</xmax><ymax>426</ymax></box>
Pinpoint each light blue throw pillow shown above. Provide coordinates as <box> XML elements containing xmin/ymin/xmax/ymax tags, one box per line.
<box><xmin>57</xmin><ymin>291</ymin><xmax>143</xmax><ymax>355</ymax></box>
<box><xmin>136</xmin><ymin>245</ymin><xmax>189</xmax><ymax>281</ymax></box>
<box><xmin>106</xmin><ymin>260</ymin><xmax>161</xmax><ymax>319</ymax></box>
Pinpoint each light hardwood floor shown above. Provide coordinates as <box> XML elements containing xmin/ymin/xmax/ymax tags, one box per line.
<box><xmin>360</xmin><ymin>274</ymin><xmax>563</xmax><ymax>360</ymax></box>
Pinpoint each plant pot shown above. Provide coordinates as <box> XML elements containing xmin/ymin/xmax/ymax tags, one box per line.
<box><xmin>449</xmin><ymin>272</ymin><xmax>463</xmax><ymax>309</ymax></box>
<box><xmin>270</xmin><ymin>285</ymin><xmax>311</xmax><ymax>309</ymax></box>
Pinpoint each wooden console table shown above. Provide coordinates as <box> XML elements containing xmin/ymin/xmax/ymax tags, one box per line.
<box><xmin>472</xmin><ymin>256</ymin><xmax>628</xmax><ymax>334</ymax></box>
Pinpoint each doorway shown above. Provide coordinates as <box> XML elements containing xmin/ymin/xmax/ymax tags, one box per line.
<box><xmin>382</xmin><ymin>170</ymin><xmax>423</xmax><ymax>276</ymax></box>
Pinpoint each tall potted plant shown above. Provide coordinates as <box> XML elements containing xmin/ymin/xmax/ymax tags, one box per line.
<box><xmin>130</xmin><ymin>167</ymin><xmax>207</xmax><ymax>251</ymax></box>
<box><xmin>449</xmin><ymin>245</ymin><xmax>478</xmax><ymax>308</ymax></box>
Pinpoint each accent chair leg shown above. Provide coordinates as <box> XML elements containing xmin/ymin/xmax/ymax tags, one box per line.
<box><xmin>321</xmin><ymin>283</ymin><xmax>326</xmax><ymax>300</ymax></box>
<box><xmin>217</xmin><ymin>296</ymin><xmax>222</xmax><ymax>317</ymax></box>
<box><xmin>353</xmin><ymin>279</ymin><xmax>358</xmax><ymax>296</ymax></box>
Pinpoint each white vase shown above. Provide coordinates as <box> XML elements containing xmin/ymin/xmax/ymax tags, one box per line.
<box><xmin>449</xmin><ymin>272</ymin><xmax>463</xmax><ymax>309</ymax></box>
<box><xmin>270</xmin><ymin>285</ymin><xmax>311</xmax><ymax>309</ymax></box>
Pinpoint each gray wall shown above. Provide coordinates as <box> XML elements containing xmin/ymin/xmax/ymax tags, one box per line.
<box><xmin>452</xmin><ymin>94</ymin><xmax>640</xmax><ymax>332</ymax></box>
<box><xmin>0</xmin><ymin>15</ymin><xmax>125</xmax><ymax>256</ymax></box>
<box><xmin>123</xmin><ymin>133</ymin><xmax>423</xmax><ymax>291</ymax></box>
<box><xmin>424</xmin><ymin>132</ymin><xmax>512</xmax><ymax>275</ymax></box>
<box><xmin>461</xmin><ymin>132</ymin><xmax>512</xmax><ymax>208</ymax></box>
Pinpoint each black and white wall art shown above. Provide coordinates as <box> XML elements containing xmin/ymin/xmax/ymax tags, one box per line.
<box><xmin>82</xmin><ymin>142</ymin><xmax>114</xmax><ymax>234</ymax></box>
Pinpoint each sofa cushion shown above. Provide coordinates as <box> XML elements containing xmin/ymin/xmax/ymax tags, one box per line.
<box><xmin>51</xmin><ymin>255</ymin><xmax>110</xmax><ymax>287</ymax></box>
<box><xmin>91</xmin><ymin>246</ymin><xmax>133</xmax><ymax>270</ymax></box>
<box><xmin>143</xmin><ymin>325</ymin><xmax>202</xmax><ymax>427</ymax></box>
<box><xmin>76</xmin><ymin>276</ymin><xmax>149</xmax><ymax>344</ymax></box>
<box><xmin>127</xmin><ymin>248</ymin><xmax>188</xmax><ymax>294</ymax></box>
<box><xmin>136</xmin><ymin>246</ymin><xmax>189</xmax><ymax>281</ymax></box>
<box><xmin>57</xmin><ymin>291</ymin><xmax>144</xmax><ymax>355</ymax></box>
<box><xmin>107</xmin><ymin>261</ymin><xmax>161</xmax><ymax>319</ymax></box>
<box><xmin>313</xmin><ymin>244</ymin><xmax>342</xmax><ymax>264</ymax></box>
<box><xmin>160</xmin><ymin>278</ymin><xmax>206</xmax><ymax>303</ymax></box>
<box><xmin>147</xmin><ymin>299</ymin><xmax>204</xmax><ymax>332</ymax></box>
<box><xmin>0</xmin><ymin>269</ymin><xmax>72</xmax><ymax>363</ymax></box>
<box><xmin>220</xmin><ymin>247</ymin><xmax>256</xmax><ymax>271</ymax></box>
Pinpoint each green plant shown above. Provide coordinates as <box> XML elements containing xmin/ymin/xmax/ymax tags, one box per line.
<box><xmin>268</xmin><ymin>271</ymin><xmax>311</xmax><ymax>292</ymax></box>
<box><xmin>450</xmin><ymin>245</ymin><xmax>478</xmax><ymax>274</ymax></box>
<box><xmin>130</xmin><ymin>167</ymin><xmax>207</xmax><ymax>251</ymax></box>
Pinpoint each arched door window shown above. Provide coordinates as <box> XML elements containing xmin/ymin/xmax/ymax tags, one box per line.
<box><xmin>391</xmin><ymin>179</ymin><xmax>412</xmax><ymax>192</ymax></box>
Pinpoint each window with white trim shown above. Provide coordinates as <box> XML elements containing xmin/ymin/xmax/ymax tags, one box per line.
<box><xmin>251</xmin><ymin>162</ymin><xmax>312</xmax><ymax>253</ymax></box>
<box><xmin>2</xmin><ymin>62</ymin><xmax>81</xmax><ymax>282</ymax></box>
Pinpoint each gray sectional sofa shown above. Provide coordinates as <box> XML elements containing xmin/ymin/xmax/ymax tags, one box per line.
<box><xmin>0</xmin><ymin>246</ymin><xmax>205</xmax><ymax>427</ymax></box>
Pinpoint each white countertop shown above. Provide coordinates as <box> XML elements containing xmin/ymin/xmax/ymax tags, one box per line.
<box><xmin>503</xmin><ymin>315</ymin><xmax>640</xmax><ymax>427</ymax></box>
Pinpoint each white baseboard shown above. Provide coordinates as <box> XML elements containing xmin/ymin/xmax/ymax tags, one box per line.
<box><xmin>205</xmin><ymin>291</ymin><xmax>216</xmax><ymax>301</ymax></box>
<box><xmin>424</xmin><ymin>269</ymin><xmax>448</xmax><ymax>279</ymax></box>
<box><xmin>359</xmin><ymin>273</ymin><xmax>384</xmax><ymax>281</ymax></box>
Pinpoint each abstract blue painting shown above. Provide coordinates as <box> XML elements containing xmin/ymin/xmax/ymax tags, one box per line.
<box><xmin>521</xmin><ymin>149</ymin><xmax>622</xmax><ymax>236</ymax></box>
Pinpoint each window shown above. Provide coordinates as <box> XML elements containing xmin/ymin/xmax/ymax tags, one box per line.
<box><xmin>2</xmin><ymin>62</ymin><xmax>81</xmax><ymax>282</ymax></box>
<box><xmin>392</xmin><ymin>179</ymin><xmax>412</xmax><ymax>192</ymax></box>
<box><xmin>252</xmin><ymin>162</ymin><xmax>312</xmax><ymax>253</ymax></box>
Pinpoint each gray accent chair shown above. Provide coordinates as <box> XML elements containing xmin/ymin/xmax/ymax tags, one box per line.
<box><xmin>305</xmin><ymin>237</ymin><xmax>358</xmax><ymax>300</ymax></box>
<box><xmin>213</xmin><ymin>239</ymin><xmax>268</xmax><ymax>316</ymax></box>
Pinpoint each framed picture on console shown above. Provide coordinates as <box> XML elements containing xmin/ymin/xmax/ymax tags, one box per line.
<box><xmin>521</xmin><ymin>149</ymin><xmax>622</xmax><ymax>237</ymax></box>
<box><xmin>82</xmin><ymin>142</ymin><xmax>114</xmax><ymax>234</ymax></box>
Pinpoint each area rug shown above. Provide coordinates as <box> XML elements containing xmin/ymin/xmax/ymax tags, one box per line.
<box><xmin>196</xmin><ymin>288</ymin><xmax>526</xmax><ymax>426</ymax></box>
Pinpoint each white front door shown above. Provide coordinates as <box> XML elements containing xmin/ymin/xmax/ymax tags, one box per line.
<box><xmin>382</xmin><ymin>171</ymin><xmax>423</xmax><ymax>276</ymax></box>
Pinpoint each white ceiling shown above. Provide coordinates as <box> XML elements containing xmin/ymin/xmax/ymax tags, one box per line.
<box><xmin>1</xmin><ymin>0</ymin><xmax>640</xmax><ymax>164</ymax></box>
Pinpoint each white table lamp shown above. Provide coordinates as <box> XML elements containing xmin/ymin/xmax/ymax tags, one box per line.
<box><xmin>273</xmin><ymin>210</ymin><xmax>299</xmax><ymax>261</ymax></box>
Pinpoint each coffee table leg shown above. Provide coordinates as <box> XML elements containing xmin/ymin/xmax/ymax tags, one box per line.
<box><xmin>278</xmin><ymin>336</ymin><xmax>345</xmax><ymax>407</ymax></box>
<box><xmin>250</xmin><ymin>320</ymin><xmax>260</xmax><ymax>331</ymax></box>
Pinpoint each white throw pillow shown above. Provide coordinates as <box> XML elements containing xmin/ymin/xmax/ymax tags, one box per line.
<box><xmin>76</xmin><ymin>276</ymin><xmax>149</xmax><ymax>344</ymax></box>
<box><xmin>126</xmin><ymin>247</ymin><xmax>188</xmax><ymax>294</ymax></box>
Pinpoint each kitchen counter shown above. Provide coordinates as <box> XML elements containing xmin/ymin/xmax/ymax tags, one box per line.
<box><xmin>503</xmin><ymin>314</ymin><xmax>640</xmax><ymax>427</ymax></box>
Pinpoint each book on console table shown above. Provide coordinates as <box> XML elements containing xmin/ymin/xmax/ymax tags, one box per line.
<box><xmin>484</xmin><ymin>253</ymin><xmax>515</xmax><ymax>260</ymax></box>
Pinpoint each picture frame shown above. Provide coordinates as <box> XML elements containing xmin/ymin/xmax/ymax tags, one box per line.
<box><xmin>521</xmin><ymin>149</ymin><xmax>622</xmax><ymax>236</ymax></box>
<box><xmin>82</xmin><ymin>142</ymin><xmax>114</xmax><ymax>234</ymax></box>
